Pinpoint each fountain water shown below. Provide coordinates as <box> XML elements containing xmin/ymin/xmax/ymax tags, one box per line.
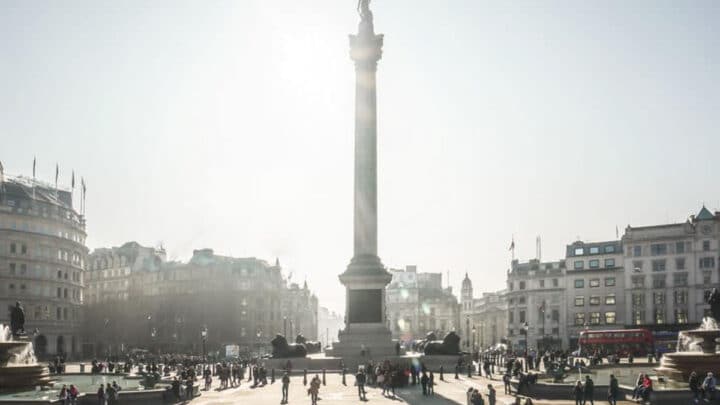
<box><xmin>656</xmin><ymin>317</ymin><xmax>720</xmax><ymax>381</ymax></box>
<box><xmin>0</xmin><ymin>325</ymin><xmax>51</xmax><ymax>388</ymax></box>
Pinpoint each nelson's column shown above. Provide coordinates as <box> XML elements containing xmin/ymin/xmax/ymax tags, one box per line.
<box><xmin>331</xmin><ymin>0</ymin><xmax>397</xmax><ymax>358</ymax></box>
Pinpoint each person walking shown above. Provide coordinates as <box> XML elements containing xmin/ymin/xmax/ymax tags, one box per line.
<box><xmin>487</xmin><ymin>384</ymin><xmax>496</xmax><ymax>405</ymax></box>
<box><xmin>308</xmin><ymin>375</ymin><xmax>321</xmax><ymax>405</ymax></box>
<box><xmin>96</xmin><ymin>385</ymin><xmax>106</xmax><ymax>405</ymax></box>
<box><xmin>420</xmin><ymin>372</ymin><xmax>429</xmax><ymax>396</ymax></box>
<box><xmin>607</xmin><ymin>374</ymin><xmax>618</xmax><ymax>405</ymax></box>
<box><xmin>703</xmin><ymin>372</ymin><xmax>717</xmax><ymax>400</ymax></box>
<box><xmin>689</xmin><ymin>371</ymin><xmax>701</xmax><ymax>403</ymax></box>
<box><xmin>428</xmin><ymin>372</ymin><xmax>435</xmax><ymax>396</ymax></box>
<box><xmin>356</xmin><ymin>368</ymin><xmax>367</xmax><ymax>400</ymax></box>
<box><xmin>583</xmin><ymin>375</ymin><xmax>594</xmax><ymax>405</ymax></box>
<box><xmin>573</xmin><ymin>380</ymin><xmax>584</xmax><ymax>405</ymax></box>
<box><xmin>281</xmin><ymin>372</ymin><xmax>290</xmax><ymax>404</ymax></box>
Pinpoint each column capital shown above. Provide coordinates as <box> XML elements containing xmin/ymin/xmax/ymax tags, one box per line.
<box><xmin>349</xmin><ymin>33</ymin><xmax>383</xmax><ymax>69</ymax></box>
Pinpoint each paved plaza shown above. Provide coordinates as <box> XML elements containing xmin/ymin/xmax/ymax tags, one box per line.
<box><xmin>188</xmin><ymin>373</ymin><xmax>635</xmax><ymax>405</ymax></box>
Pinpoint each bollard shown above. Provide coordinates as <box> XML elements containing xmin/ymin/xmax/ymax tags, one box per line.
<box><xmin>454</xmin><ymin>365</ymin><xmax>459</xmax><ymax>379</ymax></box>
<box><xmin>439</xmin><ymin>365</ymin><xmax>444</xmax><ymax>381</ymax></box>
<box><xmin>303</xmin><ymin>369</ymin><xmax>308</xmax><ymax>386</ymax></box>
<box><xmin>271</xmin><ymin>368</ymin><xmax>275</xmax><ymax>384</ymax></box>
<box><xmin>468</xmin><ymin>364</ymin><xmax>472</xmax><ymax>378</ymax></box>
<box><xmin>342</xmin><ymin>368</ymin><xmax>346</xmax><ymax>385</ymax></box>
<box><xmin>322</xmin><ymin>369</ymin><xmax>326</xmax><ymax>385</ymax></box>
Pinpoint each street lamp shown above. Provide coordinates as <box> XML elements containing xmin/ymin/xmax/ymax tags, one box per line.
<box><xmin>465</xmin><ymin>316</ymin><xmax>470</xmax><ymax>348</ymax></box>
<box><xmin>256</xmin><ymin>330</ymin><xmax>263</xmax><ymax>356</ymax></box>
<box><xmin>472</xmin><ymin>325</ymin><xmax>476</xmax><ymax>353</ymax></box>
<box><xmin>522</xmin><ymin>322</ymin><xmax>529</xmax><ymax>370</ymax></box>
<box><xmin>201</xmin><ymin>326</ymin><xmax>208</xmax><ymax>358</ymax></box>
<box><xmin>283</xmin><ymin>316</ymin><xmax>288</xmax><ymax>337</ymax></box>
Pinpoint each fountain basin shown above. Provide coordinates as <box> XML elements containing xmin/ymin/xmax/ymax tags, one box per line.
<box><xmin>0</xmin><ymin>364</ymin><xmax>51</xmax><ymax>387</ymax></box>
<box><xmin>656</xmin><ymin>352</ymin><xmax>720</xmax><ymax>381</ymax></box>
<box><xmin>0</xmin><ymin>342</ymin><xmax>32</xmax><ymax>366</ymax></box>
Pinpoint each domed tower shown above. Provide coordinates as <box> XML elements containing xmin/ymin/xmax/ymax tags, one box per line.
<box><xmin>461</xmin><ymin>273</ymin><xmax>473</xmax><ymax>311</ymax></box>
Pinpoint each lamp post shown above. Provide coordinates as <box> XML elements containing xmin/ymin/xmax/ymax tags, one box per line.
<box><xmin>465</xmin><ymin>316</ymin><xmax>470</xmax><ymax>348</ymax></box>
<box><xmin>201</xmin><ymin>326</ymin><xmax>208</xmax><ymax>358</ymax></box>
<box><xmin>472</xmin><ymin>325</ymin><xmax>476</xmax><ymax>353</ymax></box>
<box><xmin>522</xmin><ymin>322</ymin><xmax>529</xmax><ymax>371</ymax></box>
<box><xmin>256</xmin><ymin>330</ymin><xmax>262</xmax><ymax>356</ymax></box>
<box><xmin>283</xmin><ymin>316</ymin><xmax>288</xmax><ymax>337</ymax></box>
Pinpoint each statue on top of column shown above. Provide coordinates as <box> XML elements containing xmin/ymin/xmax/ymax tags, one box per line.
<box><xmin>357</xmin><ymin>0</ymin><xmax>374</xmax><ymax>35</ymax></box>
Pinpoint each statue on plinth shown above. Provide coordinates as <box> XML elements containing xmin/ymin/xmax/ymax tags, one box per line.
<box><xmin>709</xmin><ymin>287</ymin><xmax>720</xmax><ymax>321</ymax></box>
<box><xmin>270</xmin><ymin>334</ymin><xmax>307</xmax><ymax>358</ymax></box>
<box><xmin>9</xmin><ymin>301</ymin><xmax>25</xmax><ymax>338</ymax></box>
<box><xmin>422</xmin><ymin>331</ymin><xmax>462</xmax><ymax>356</ymax></box>
<box><xmin>295</xmin><ymin>334</ymin><xmax>322</xmax><ymax>354</ymax></box>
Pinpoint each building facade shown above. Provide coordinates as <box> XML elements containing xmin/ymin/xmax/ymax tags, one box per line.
<box><xmin>385</xmin><ymin>266</ymin><xmax>459</xmax><ymax>342</ymax></box>
<box><xmin>506</xmin><ymin>259</ymin><xmax>567</xmax><ymax>352</ymax></box>
<box><xmin>622</xmin><ymin>207</ymin><xmax>719</xmax><ymax>332</ymax></box>
<box><xmin>564</xmin><ymin>240</ymin><xmax>626</xmax><ymax>348</ymax></box>
<box><xmin>460</xmin><ymin>275</ymin><xmax>507</xmax><ymax>351</ymax></box>
<box><xmin>83</xmin><ymin>245</ymin><xmax>317</xmax><ymax>357</ymax></box>
<box><xmin>0</xmin><ymin>176</ymin><xmax>88</xmax><ymax>358</ymax></box>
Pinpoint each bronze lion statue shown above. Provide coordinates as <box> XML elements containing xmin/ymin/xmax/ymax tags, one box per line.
<box><xmin>271</xmin><ymin>334</ymin><xmax>307</xmax><ymax>358</ymax></box>
<box><xmin>423</xmin><ymin>331</ymin><xmax>461</xmax><ymax>355</ymax></box>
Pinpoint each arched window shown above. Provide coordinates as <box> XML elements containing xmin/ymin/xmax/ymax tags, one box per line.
<box><xmin>56</xmin><ymin>335</ymin><xmax>65</xmax><ymax>355</ymax></box>
<box><xmin>35</xmin><ymin>335</ymin><xmax>48</xmax><ymax>357</ymax></box>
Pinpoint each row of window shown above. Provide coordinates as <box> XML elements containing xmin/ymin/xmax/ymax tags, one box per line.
<box><xmin>631</xmin><ymin>289</ymin><xmax>713</xmax><ymax>306</ymax></box>
<box><xmin>508</xmin><ymin>309</ymin><xmax>561</xmax><ymax>324</ymax></box>
<box><xmin>6</xmin><ymin>282</ymin><xmax>83</xmax><ymax>302</ymax></box>
<box><xmin>0</xmin><ymin>219</ymin><xmax>86</xmax><ymax>245</ymax></box>
<box><xmin>630</xmin><ymin>240</ymin><xmax>712</xmax><ymax>258</ymax></box>
<box><xmin>7</xmin><ymin>263</ymin><xmax>81</xmax><ymax>283</ymax></box>
<box><xmin>573</xmin><ymin>258</ymin><xmax>615</xmax><ymax>270</ymax></box>
<box><xmin>632</xmin><ymin>308</ymin><xmax>692</xmax><ymax>325</ymax></box>
<box><xmin>507</xmin><ymin>327</ymin><xmax>560</xmax><ymax>336</ymax></box>
<box><xmin>509</xmin><ymin>278</ymin><xmax>559</xmax><ymax>291</ymax></box>
<box><xmin>575</xmin><ymin>311</ymin><xmax>616</xmax><ymax>325</ymax></box>
<box><xmin>574</xmin><ymin>294</ymin><xmax>616</xmax><ymax>306</ymax></box>
<box><xmin>630</xmin><ymin>271</ymin><xmax>708</xmax><ymax>288</ymax></box>
<box><xmin>574</xmin><ymin>277</ymin><xmax>615</xmax><ymax>288</ymax></box>
<box><xmin>573</xmin><ymin>245</ymin><xmax>617</xmax><ymax>256</ymax></box>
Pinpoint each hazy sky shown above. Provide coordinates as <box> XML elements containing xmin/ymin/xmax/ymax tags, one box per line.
<box><xmin>1</xmin><ymin>0</ymin><xmax>719</xmax><ymax>314</ymax></box>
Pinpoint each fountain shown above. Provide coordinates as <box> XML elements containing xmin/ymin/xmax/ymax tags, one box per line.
<box><xmin>656</xmin><ymin>289</ymin><xmax>720</xmax><ymax>381</ymax></box>
<box><xmin>0</xmin><ymin>303</ymin><xmax>51</xmax><ymax>389</ymax></box>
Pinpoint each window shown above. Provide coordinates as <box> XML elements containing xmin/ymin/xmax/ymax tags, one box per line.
<box><xmin>9</xmin><ymin>263</ymin><xmax>16</xmax><ymax>275</ymax></box>
<box><xmin>9</xmin><ymin>284</ymin><xmax>14</xmax><ymax>290</ymax></box>
<box><xmin>652</xmin><ymin>260</ymin><xmax>666</xmax><ymax>272</ymax></box>
<box><xmin>508</xmin><ymin>311</ymin><xmax>514</xmax><ymax>323</ymax></box>
<box><xmin>10</xmin><ymin>243</ymin><xmax>16</xmax><ymax>254</ymax></box>
<box><xmin>551</xmin><ymin>309</ymin><xmax>560</xmax><ymax>321</ymax></box>
<box><xmin>539</xmin><ymin>280</ymin><xmax>545</xmax><ymax>288</ymax></box>
<box><xmin>574</xmin><ymin>248</ymin><xmax>584</xmax><ymax>256</ymax></box>
<box><xmin>633</xmin><ymin>310</ymin><xmax>644</xmax><ymax>325</ymax></box>
<box><xmin>575</xmin><ymin>296</ymin><xmax>585</xmax><ymax>306</ymax></box>
<box><xmin>674</xmin><ymin>290</ymin><xmax>688</xmax><ymax>305</ymax></box>
<box><xmin>605</xmin><ymin>312</ymin><xmax>616</xmax><ymax>324</ymax></box>
<box><xmin>604</xmin><ymin>258</ymin><xmax>615</xmax><ymax>268</ymax></box>
<box><xmin>56</xmin><ymin>307</ymin><xmax>61</xmax><ymax>320</ymax></box>
<box><xmin>21</xmin><ymin>244</ymin><xmax>27</xmax><ymax>255</ymax></box>
<box><xmin>508</xmin><ymin>298</ymin><xmax>514</xmax><ymax>305</ymax></box>
<box><xmin>519</xmin><ymin>281</ymin><xmax>526</xmax><ymax>290</ymax></box>
<box><xmin>675</xmin><ymin>309</ymin><xmax>688</xmax><ymax>324</ymax></box>
<box><xmin>631</xmin><ymin>276</ymin><xmax>645</xmax><ymax>288</ymax></box>
<box><xmin>632</xmin><ymin>293</ymin><xmax>645</xmax><ymax>306</ymax></box>
<box><xmin>703</xmin><ymin>240</ymin><xmax>711</xmax><ymax>251</ymax></box>
<box><xmin>653</xmin><ymin>291</ymin><xmax>665</xmax><ymax>305</ymax></box>
<box><xmin>519</xmin><ymin>310</ymin><xmax>526</xmax><ymax>323</ymax></box>
<box><xmin>552</xmin><ymin>327</ymin><xmax>559</xmax><ymax>334</ymax></box>
<box><xmin>57</xmin><ymin>288</ymin><xmax>61</xmax><ymax>298</ymax></box>
<box><xmin>589</xmin><ymin>260</ymin><xmax>599</xmax><ymax>269</ymax></box>
<box><xmin>519</xmin><ymin>297</ymin><xmax>526</xmax><ymax>304</ymax></box>
<box><xmin>605</xmin><ymin>277</ymin><xmax>616</xmax><ymax>287</ymax></box>
<box><xmin>604</xmin><ymin>245</ymin><xmax>616</xmax><ymax>253</ymax></box>
<box><xmin>703</xmin><ymin>271</ymin><xmax>713</xmax><ymax>285</ymax></box>
<box><xmin>574</xmin><ymin>261</ymin><xmax>584</xmax><ymax>270</ymax></box>
<box><xmin>589</xmin><ymin>279</ymin><xmax>600</xmax><ymax>288</ymax></box>
<box><xmin>589</xmin><ymin>296</ymin><xmax>601</xmax><ymax>306</ymax></box>
<box><xmin>552</xmin><ymin>278</ymin><xmax>559</xmax><ymax>287</ymax></box>
<box><xmin>676</xmin><ymin>257</ymin><xmax>685</xmax><ymax>270</ymax></box>
<box><xmin>650</xmin><ymin>243</ymin><xmax>668</xmax><ymax>256</ymax></box>
<box><xmin>676</xmin><ymin>241</ymin><xmax>685</xmax><ymax>254</ymax></box>
<box><xmin>605</xmin><ymin>294</ymin><xmax>616</xmax><ymax>305</ymax></box>
<box><xmin>508</xmin><ymin>282</ymin><xmax>513</xmax><ymax>291</ymax></box>
<box><xmin>19</xmin><ymin>264</ymin><xmax>26</xmax><ymax>274</ymax></box>
<box><xmin>633</xmin><ymin>246</ymin><xmax>642</xmax><ymax>257</ymax></box>
<box><xmin>589</xmin><ymin>247</ymin><xmax>600</xmax><ymax>254</ymax></box>
<box><xmin>673</xmin><ymin>272</ymin><xmax>688</xmax><ymax>287</ymax></box>
<box><xmin>654</xmin><ymin>309</ymin><xmax>665</xmax><ymax>324</ymax></box>
<box><xmin>633</xmin><ymin>261</ymin><xmax>643</xmax><ymax>271</ymax></box>
<box><xmin>575</xmin><ymin>313</ymin><xmax>586</xmax><ymax>326</ymax></box>
<box><xmin>652</xmin><ymin>276</ymin><xmax>666</xmax><ymax>289</ymax></box>
<box><xmin>589</xmin><ymin>312</ymin><xmax>601</xmax><ymax>325</ymax></box>
<box><xmin>574</xmin><ymin>279</ymin><xmax>584</xmax><ymax>288</ymax></box>
<box><xmin>700</xmin><ymin>257</ymin><xmax>716</xmax><ymax>269</ymax></box>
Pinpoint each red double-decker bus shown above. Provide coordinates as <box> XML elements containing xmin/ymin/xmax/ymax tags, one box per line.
<box><xmin>578</xmin><ymin>329</ymin><xmax>654</xmax><ymax>356</ymax></box>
